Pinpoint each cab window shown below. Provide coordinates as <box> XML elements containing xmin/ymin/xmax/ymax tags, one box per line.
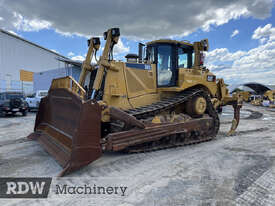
<box><xmin>146</xmin><ymin>46</ymin><xmax>155</xmax><ymax>63</ymax></box>
<box><xmin>178</xmin><ymin>47</ymin><xmax>193</xmax><ymax>68</ymax></box>
<box><xmin>157</xmin><ymin>45</ymin><xmax>173</xmax><ymax>86</ymax></box>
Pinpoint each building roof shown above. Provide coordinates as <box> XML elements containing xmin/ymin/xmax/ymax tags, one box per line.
<box><xmin>243</xmin><ymin>82</ymin><xmax>272</xmax><ymax>95</ymax></box>
<box><xmin>57</xmin><ymin>57</ymin><xmax>82</xmax><ymax>67</ymax></box>
<box><xmin>57</xmin><ymin>57</ymin><xmax>98</xmax><ymax>69</ymax></box>
<box><xmin>0</xmin><ymin>28</ymin><xmax>69</xmax><ymax>60</ymax></box>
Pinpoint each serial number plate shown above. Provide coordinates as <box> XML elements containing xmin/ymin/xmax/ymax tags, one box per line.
<box><xmin>12</xmin><ymin>108</ymin><xmax>19</xmax><ymax>112</ymax></box>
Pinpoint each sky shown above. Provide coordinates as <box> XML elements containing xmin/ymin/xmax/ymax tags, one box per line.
<box><xmin>0</xmin><ymin>0</ymin><xmax>275</xmax><ymax>85</ymax></box>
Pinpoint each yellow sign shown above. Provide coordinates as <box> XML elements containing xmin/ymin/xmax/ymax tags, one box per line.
<box><xmin>20</xmin><ymin>69</ymin><xmax>33</xmax><ymax>82</ymax></box>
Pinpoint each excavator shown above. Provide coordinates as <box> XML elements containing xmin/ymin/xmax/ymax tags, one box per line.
<box><xmin>28</xmin><ymin>28</ymin><xmax>242</xmax><ymax>176</ymax></box>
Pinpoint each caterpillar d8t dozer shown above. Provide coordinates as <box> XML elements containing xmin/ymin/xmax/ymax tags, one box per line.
<box><xmin>28</xmin><ymin>28</ymin><xmax>242</xmax><ymax>176</ymax></box>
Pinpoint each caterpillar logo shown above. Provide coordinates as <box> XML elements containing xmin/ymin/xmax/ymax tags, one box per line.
<box><xmin>0</xmin><ymin>178</ymin><xmax>52</xmax><ymax>198</ymax></box>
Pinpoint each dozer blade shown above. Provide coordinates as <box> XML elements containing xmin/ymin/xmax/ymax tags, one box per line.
<box><xmin>28</xmin><ymin>88</ymin><xmax>102</xmax><ymax>176</ymax></box>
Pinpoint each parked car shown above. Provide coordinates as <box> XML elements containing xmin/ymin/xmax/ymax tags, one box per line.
<box><xmin>0</xmin><ymin>92</ymin><xmax>28</xmax><ymax>116</ymax></box>
<box><xmin>25</xmin><ymin>90</ymin><xmax>48</xmax><ymax>111</ymax></box>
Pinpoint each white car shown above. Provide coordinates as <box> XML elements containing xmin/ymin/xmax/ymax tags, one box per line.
<box><xmin>26</xmin><ymin>90</ymin><xmax>48</xmax><ymax>111</ymax></box>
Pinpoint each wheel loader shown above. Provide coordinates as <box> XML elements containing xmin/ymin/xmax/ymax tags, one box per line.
<box><xmin>28</xmin><ymin>28</ymin><xmax>242</xmax><ymax>176</ymax></box>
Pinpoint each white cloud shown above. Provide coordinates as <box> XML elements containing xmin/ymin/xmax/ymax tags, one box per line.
<box><xmin>199</xmin><ymin>6</ymin><xmax>248</xmax><ymax>32</ymax></box>
<box><xmin>205</xmin><ymin>38</ymin><xmax>275</xmax><ymax>84</ymax></box>
<box><xmin>231</xmin><ymin>29</ymin><xmax>239</xmax><ymax>38</ymax></box>
<box><xmin>68</xmin><ymin>52</ymin><xmax>75</xmax><ymax>56</ymax></box>
<box><xmin>71</xmin><ymin>54</ymin><xmax>98</xmax><ymax>64</ymax></box>
<box><xmin>259</xmin><ymin>37</ymin><xmax>267</xmax><ymax>44</ymax></box>
<box><xmin>113</xmin><ymin>39</ymin><xmax>130</xmax><ymax>55</ymax></box>
<box><xmin>0</xmin><ymin>0</ymin><xmax>272</xmax><ymax>39</ymax></box>
<box><xmin>12</xmin><ymin>12</ymin><xmax>52</xmax><ymax>32</ymax></box>
<box><xmin>206</xmin><ymin>48</ymin><xmax>246</xmax><ymax>63</ymax></box>
<box><xmin>0</xmin><ymin>17</ymin><xmax>3</xmax><ymax>21</ymax></box>
<box><xmin>71</xmin><ymin>55</ymin><xmax>85</xmax><ymax>61</ymax></box>
<box><xmin>252</xmin><ymin>23</ymin><xmax>275</xmax><ymax>41</ymax></box>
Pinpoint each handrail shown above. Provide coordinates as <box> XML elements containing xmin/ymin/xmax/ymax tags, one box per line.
<box><xmin>50</xmin><ymin>76</ymin><xmax>86</xmax><ymax>99</ymax></box>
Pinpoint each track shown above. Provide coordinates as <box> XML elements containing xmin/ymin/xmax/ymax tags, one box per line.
<box><xmin>121</xmin><ymin>89</ymin><xmax>220</xmax><ymax>153</ymax></box>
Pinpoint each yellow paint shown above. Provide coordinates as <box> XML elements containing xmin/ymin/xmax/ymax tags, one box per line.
<box><xmin>20</xmin><ymin>69</ymin><xmax>33</xmax><ymax>82</ymax></box>
<box><xmin>49</xmin><ymin>34</ymin><xmax>240</xmax><ymax>124</ymax></box>
<box><xmin>264</xmin><ymin>90</ymin><xmax>275</xmax><ymax>102</ymax></box>
<box><xmin>50</xmin><ymin>76</ymin><xmax>86</xmax><ymax>99</ymax></box>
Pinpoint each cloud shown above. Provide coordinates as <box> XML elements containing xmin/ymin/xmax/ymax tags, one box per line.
<box><xmin>71</xmin><ymin>54</ymin><xmax>99</xmax><ymax>64</ymax></box>
<box><xmin>113</xmin><ymin>39</ymin><xmax>130</xmax><ymax>55</ymax></box>
<box><xmin>252</xmin><ymin>23</ymin><xmax>275</xmax><ymax>41</ymax></box>
<box><xmin>206</xmin><ymin>48</ymin><xmax>246</xmax><ymax>63</ymax></box>
<box><xmin>68</xmin><ymin>52</ymin><xmax>75</xmax><ymax>56</ymax></box>
<box><xmin>231</xmin><ymin>29</ymin><xmax>239</xmax><ymax>38</ymax></box>
<box><xmin>71</xmin><ymin>55</ymin><xmax>85</xmax><ymax>61</ymax></box>
<box><xmin>12</xmin><ymin>12</ymin><xmax>52</xmax><ymax>32</ymax></box>
<box><xmin>205</xmin><ymin>39</ymin><xmax>275</xmax><ymax>84</ymax></box>
<box><xmin>0</xmin><ymin>0</ymin><xmax>273</xmax><ymax>39</ymax></box>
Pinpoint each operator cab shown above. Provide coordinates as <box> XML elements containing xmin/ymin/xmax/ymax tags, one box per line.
<box><xmin>146</xmin><ymin>40</ymin><xmax>195</xmax><ymax>87</ymax></box>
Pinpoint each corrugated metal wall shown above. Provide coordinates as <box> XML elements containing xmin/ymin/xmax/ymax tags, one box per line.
<box><xmin>0</xmin><ymin>31</ymin><xmax>67</xmax><ymax>93</ymax></box>
<box><xmin>33</xmin><ymin>66</ymin><xmax>81</xmax><ymax>92</ymax></box>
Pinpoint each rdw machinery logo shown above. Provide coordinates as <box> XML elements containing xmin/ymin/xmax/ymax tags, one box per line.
<box><xmin>0</xmin><ymin>178</ymin><xmax>52</xmax><ymax>198</ymax></box>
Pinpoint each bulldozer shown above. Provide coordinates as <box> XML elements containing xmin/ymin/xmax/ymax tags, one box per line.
<box><xmin>28</xmin><ymin>28</ymin><xmax>242</xmax><ymax>176</ymax></box>
<box><xmin>263</xmin><ymin>90</ymin><xmax>275</xmax><ymax>108</ymax></box>
<box><xmin>232</xmin><ymin>91</ymin><xmax>251</xmax><ymax>102</ymax></box>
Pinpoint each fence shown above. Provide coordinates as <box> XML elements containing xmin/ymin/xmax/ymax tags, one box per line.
<box><xmin>0</xmin><ymin>79</ymin><xmax>33</xmax><ymax>95</ymax></box>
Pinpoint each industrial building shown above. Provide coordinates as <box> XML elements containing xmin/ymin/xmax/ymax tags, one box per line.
<box><xmin>231</xmin><ymin>82</ymin><xmax>275</xmax><ymax>95</ymax></box>
<box><xmin>0</xmin><ymin>29</ymin><xmax>69</xmax><ymax>94</ymax></box>
<box><xmin>33</xmin><ymin>59</ymin><xmax>82</xmax><ymax>92</ymax></box>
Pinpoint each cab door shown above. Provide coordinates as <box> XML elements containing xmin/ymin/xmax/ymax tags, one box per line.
<box><xmin>156</xmin><ymin>44</ymin><xmax>177</xmax><ymax>87</ymax></box>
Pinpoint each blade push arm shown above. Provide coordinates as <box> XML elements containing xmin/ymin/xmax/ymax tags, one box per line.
<box><xmin>78</xmin><ymin>37</ymin><xmax>101</xmax><ymax>87</ymax></box>
<box><xmin>91</xmin><ymin>28</ymin><xmax>120</xmax><ymax>99</ymax></box>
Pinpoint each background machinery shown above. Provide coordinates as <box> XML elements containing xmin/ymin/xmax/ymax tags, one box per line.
<box><xmin>263</xmin><ymin>90</ymin><xmax>275</xmax><ymax>107</ymax></box>
<box><xmin>28</xmin><ymin>28</ymin><xmax>242</xmax><ymax>176</ymax></box>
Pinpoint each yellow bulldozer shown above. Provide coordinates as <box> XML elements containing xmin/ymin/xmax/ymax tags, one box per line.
<box><xmin>239</xmin><ymin>91</ymin><xmax>251</xmax><ymax>102</ymax></box>
<box><xmin>249</xmin><ymin>90</ymin><xmax>275</xmax><ymax>107</ymax></box>
<box><xmin>263</xmin><ymin>90</ymin><xmax>275</xmax><ymax>108</ymax></box>
<box><xmin>28</xmin><ymin>28</ymin><xmax>242</xmax><ymax>176</ymax></box>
